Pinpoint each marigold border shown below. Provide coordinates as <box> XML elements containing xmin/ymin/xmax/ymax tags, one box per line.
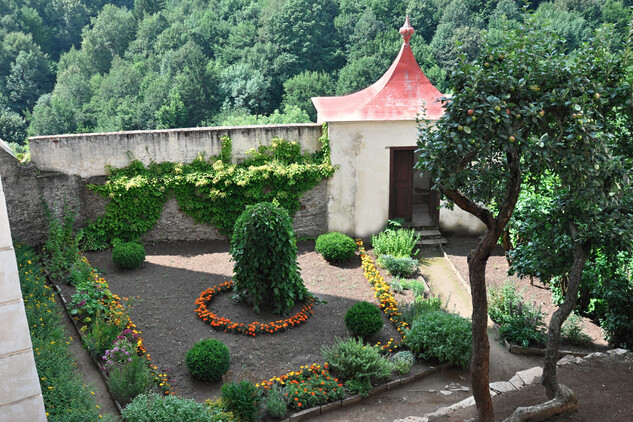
<box><xmin>194</xmin><ymin>280</ymin><xmax>315</xmax><ymax>336</ymax></box>
<box><xmin>356</xmin><ymin>239</ymin><xmax>409</xmax><ymax>351</ymax></box>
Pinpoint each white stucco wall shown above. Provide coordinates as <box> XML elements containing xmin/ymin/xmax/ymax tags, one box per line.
<box><xmin>327</xmin><ymin>121</ymin><xmax>414</xmax><ymax>237</ymax></box>
<box><xmin>29</xmin><ymin>124</ymin><xmax>322</xmax><ymax>178</ymax></box>
<box><xmin>326</xmin><ymin>120</ymin><xmax>485</xmax><ymax>237</ymax></box>
<box><xmin>0</xmin><ymin>175</ymin><xmax>47</xmax><ymax>421</ymax></box>
<box><xmin>439</xmin><ymin>202</ymin><xmax>486</xmax><ymax>235</ymax></box>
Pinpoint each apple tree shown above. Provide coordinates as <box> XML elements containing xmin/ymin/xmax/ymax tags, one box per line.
<box><xmin>416</xmin><ymin>14</ymin><xmax>632</xmax><ymax>421</ymax></box>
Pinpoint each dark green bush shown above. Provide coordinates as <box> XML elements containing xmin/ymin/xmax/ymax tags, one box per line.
<box><xmin>315</xmin><ymin>232</ymin><xmax>356</xmax><ymax>263</ymax></box>
<box><xmin>112</xmin><ymin>242</ymin><xmax>146</xmax><ymax>269</ymax></box>
<box><xmin>231</xmin><ymin>202</ymin><xmax>308</xmax><ymax>314</ymax></box>
<box><xmin>404</xmin><ymin>310</ymin><xmax>472</xmax><ymax>368</ymax></box>
<box><xmin>185</xmin><ymin>339</ymin><xmax>230</xmax><ymax>382</ymax></box>
<box><xmin>221</xmin><ymin>381</ymin><xmax>262</xmax><ymax>422</ymax></box>
<box><xmin>344</xmin><ymin>301</ymin><xmax>383</xmax><ymax>339</ymax></box>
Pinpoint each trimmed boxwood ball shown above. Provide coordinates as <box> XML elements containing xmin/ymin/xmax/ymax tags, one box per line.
<box><xmin>344</xmin><ymin>301</ymin><xmax>384</xmax><ymax>339</ymax></box>
<box><xmin>185</xmin><ymin>339</ymin><xmax>230</xmax><ymax>382</ymax></box>
<box><xmin>315</xmin><ymin>232</ymin><xmax>356</xmax><ymax>263</ymax></box>
<box><xmin>111</xmin><ymin>242</ymin><xmax>145</xmax><ymax>269</ymax></box>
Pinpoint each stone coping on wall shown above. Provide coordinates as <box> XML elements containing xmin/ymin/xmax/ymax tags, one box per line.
<box><xmin>28</xmin><ymin>123</ymin><xmax>322</xmax><ymax>140</ymax></box>
<box><xmin>28</xmin><ymin>123</ymin><xmax>323</xmax><ymax>178</ymax></box>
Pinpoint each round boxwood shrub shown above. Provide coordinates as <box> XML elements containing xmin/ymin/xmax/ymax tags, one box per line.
<box><xmin>315</xmin><ymin>232</ymin><xmax>356</xmax><ymax>263</ymax></box>
<box><xmin>185</xmin><ymin>339</ymin><xmax>230</xmax><ymax>382</ymax></box>
<box><xmin>112</xmin><ymin>242</ymin><xmax>145</xmax><ymax>269</ymax></box>
<box><xmin>344</xmin><ymin>301</ymin><xmax>384</xmax><ymax>339</ymax></box>
<box><xmin>231</xmin><ymin>202</ymin><xmax>308</xmax><ymax>315</ymax></box>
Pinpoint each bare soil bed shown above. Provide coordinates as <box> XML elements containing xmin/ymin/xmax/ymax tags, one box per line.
<box><xmin>429</xmin><ymin>352</ymin><xmax>633</xmax><ymax>421</ymax></box>
<box><xmin>442</xmin><ymin>235</ymin><xmax>608</xmax><ymax>350</ymax></box>
<box><xmin>81</xmin><ymin>240</ymin><xmax>408</xmax><ymax>402</ymax></box>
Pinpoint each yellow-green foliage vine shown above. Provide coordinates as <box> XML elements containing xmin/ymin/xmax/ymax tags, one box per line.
<box><xmin>84</xmin><ymin>128</ymin><xmax>335</xmax><ymax>250</ymax></box>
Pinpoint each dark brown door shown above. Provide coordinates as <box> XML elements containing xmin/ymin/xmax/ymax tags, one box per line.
<box><xmin>389</xmin><ymin>149</ymin><xmax>414</xmax><ymax>221</ymax></box>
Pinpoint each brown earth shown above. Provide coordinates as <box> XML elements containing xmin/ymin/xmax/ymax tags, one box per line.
<box><xmin>442</xmin><ymin>235</ymin><xmax>608</xmax><ymax>350</ymax></box>
<box><xmin>58</xmin><ymin>236</ymin><xmax>632</xmax><ymax>422</ymax></box>
<box><xmin>428</xmin><ymin>352</ymin><xmax>633</xmax><ymax>422</ymax></box>
<box><xmin>81</xmin><ymin>240</ymin><xmax>405</xmax><ymax>403</ymax></box>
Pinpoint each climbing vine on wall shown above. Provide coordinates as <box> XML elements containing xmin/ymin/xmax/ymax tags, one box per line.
<box><xmin>83</xmin><ymin>127</ymin><xmax>335</xmax><ymax>250</ymax></box>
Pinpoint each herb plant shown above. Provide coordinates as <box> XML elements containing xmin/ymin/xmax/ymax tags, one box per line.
<box><xmin>404</xmin><ymin>310</ymin><xmax>472</xmax><ymax>368</ymax></box>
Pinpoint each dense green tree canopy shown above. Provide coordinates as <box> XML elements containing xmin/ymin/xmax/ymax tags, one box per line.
<box><xmin>0</xmin><ymin>0</ymin><xmax>630</xmax><ymax>144</ymax></box>
<box><xmin>417</xmin><ymin>13</ymin><xmax>632</xmax><ymax>420</ymax></box>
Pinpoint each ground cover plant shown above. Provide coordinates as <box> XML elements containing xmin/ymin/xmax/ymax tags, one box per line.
<box><xmin>122</xmin><ymin>393</ymin><xmax>234</xmax><ymax>422</ymax></box>
<box><xmin>15</xmin><ymin>244</ymin><xmax>110</xmax><ymax>421</ymax></box>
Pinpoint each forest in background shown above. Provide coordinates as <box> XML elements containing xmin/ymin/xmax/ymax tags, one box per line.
<box><xmin>0</xmin><ymin>0</ymin><xmax>631</xmax><ymax>145</ymax></box>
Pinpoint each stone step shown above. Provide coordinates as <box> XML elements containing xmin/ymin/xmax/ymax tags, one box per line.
<box><xmin>415</xmin><ymin>229</ymin><xmax>442</xmax><ymax>238</ymax></box>
<box><xmin>420</xmin><ymin>238</ymin><xmax>448</xmax><ymax>245</ymax></box>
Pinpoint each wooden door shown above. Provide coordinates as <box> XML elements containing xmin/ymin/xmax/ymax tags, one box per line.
<box><xmin>389</xmin><ymin>149</ymin><xmax>414</xmax><ymax>221</ymax></box>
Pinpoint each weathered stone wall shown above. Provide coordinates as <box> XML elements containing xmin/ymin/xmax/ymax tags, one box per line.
<box><xmin>29</xmin><ymin>124</ymin><xmax>323</xmax><ymax>177</ymax></box>
<box><xmin>0</xmin><ymin>174</ymin><xmax>47</xmax><ymax>421</ymax></box>
<box><xmin>1</xmin><ymin>124</ymin><xmax>328</xmax><ymax>245</ymax></box>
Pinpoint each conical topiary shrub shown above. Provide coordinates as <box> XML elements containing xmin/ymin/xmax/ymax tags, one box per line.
<box><xmin>230</xmin><ymin>202</ymin><xmax>308</xmax><ymax>315</ymax></box>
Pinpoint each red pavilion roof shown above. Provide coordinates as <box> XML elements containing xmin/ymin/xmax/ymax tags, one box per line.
<box><xmin>312</xmin><ymin>16</ymin><xmax>444</xmax><ymax>123</ymax></box>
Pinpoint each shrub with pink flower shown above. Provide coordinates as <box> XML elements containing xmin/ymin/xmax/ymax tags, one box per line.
<box><xmin>102</xmin><ymin>338</ymin><xmax>136</xmax><ymax>372</ymax></box>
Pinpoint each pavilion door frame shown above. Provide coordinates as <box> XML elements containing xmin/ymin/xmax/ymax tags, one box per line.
<box><xmin>388</xmin><ymin>146</ymin><xmax>441</xmax><ymax>226</ymax></box>
<box><xmin>388</xmin><ymin>147</ymin><xmax>416</xmax><ymax>222</ymax></box>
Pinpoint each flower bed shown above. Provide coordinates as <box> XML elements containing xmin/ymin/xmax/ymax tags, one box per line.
<box><xmin>256</xmin><ymin>363</ymin><xmax>345</xmax><ymax>410</ymax></box>
<box><xmin>357</xmin><ymin>239</ymin><xmax>409</xmax><ymax>351</ymax></box>
<box><xmin>194</xmin><ymin>280</ymin><xmax>316</xmax><ymax>336</ymax></box>
<box><xmin>60</xmin><ymin>254</ymin><xmax>172</xmax><ymax>397</ymax></box>
<box><xmin>16</xmin><ymin>244</ymin><xmax>105</xmax><ymax>420</ymax></box>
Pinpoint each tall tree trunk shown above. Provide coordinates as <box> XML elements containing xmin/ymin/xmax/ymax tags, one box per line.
<box><xmin>468</xmin><ymin>230</ymin><xmax>499</xmax><ymax>422</ymax></box>
<box><xmin>505</xmin><ymin>234</ymin><xmax>590</xmax><ymax>422</ymax></box>
<box><xmin>542</xmin><ymin>237</ymin><xmax>591</xmax><ymax>397</ymax></box>
<box><xmin>443</xmin><ymin>148</ymin><xmax>522</xmax><ymax>421</ymax></box>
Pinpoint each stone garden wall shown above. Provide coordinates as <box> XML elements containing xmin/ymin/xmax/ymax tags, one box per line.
<box><xmin>0</xmin><ymin>174</ymin><xmax>46</xmax><ymax>421</ymax></box>
<box><xmin>0</xmin><ymin>124</ymin><xmax>327</xmax><ymax>245</ymax></box>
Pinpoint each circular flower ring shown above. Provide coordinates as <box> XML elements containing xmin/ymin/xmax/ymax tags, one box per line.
<box><xmin>195</xmin><ymin>281</ymin><xmax>315</xmax><ymax>336</ymax></box>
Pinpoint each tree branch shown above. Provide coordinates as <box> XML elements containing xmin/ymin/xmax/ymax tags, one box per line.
<box><xmin>442</xmin><ymin>187</ymin><xmax>495</xmax><ymax>229</ymax></box>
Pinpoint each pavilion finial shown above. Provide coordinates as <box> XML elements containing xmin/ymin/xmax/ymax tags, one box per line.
<box><xmin>399</xmin><ymin>15</ymin><xmax>415</xmax><ymax>44</ymax></box>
